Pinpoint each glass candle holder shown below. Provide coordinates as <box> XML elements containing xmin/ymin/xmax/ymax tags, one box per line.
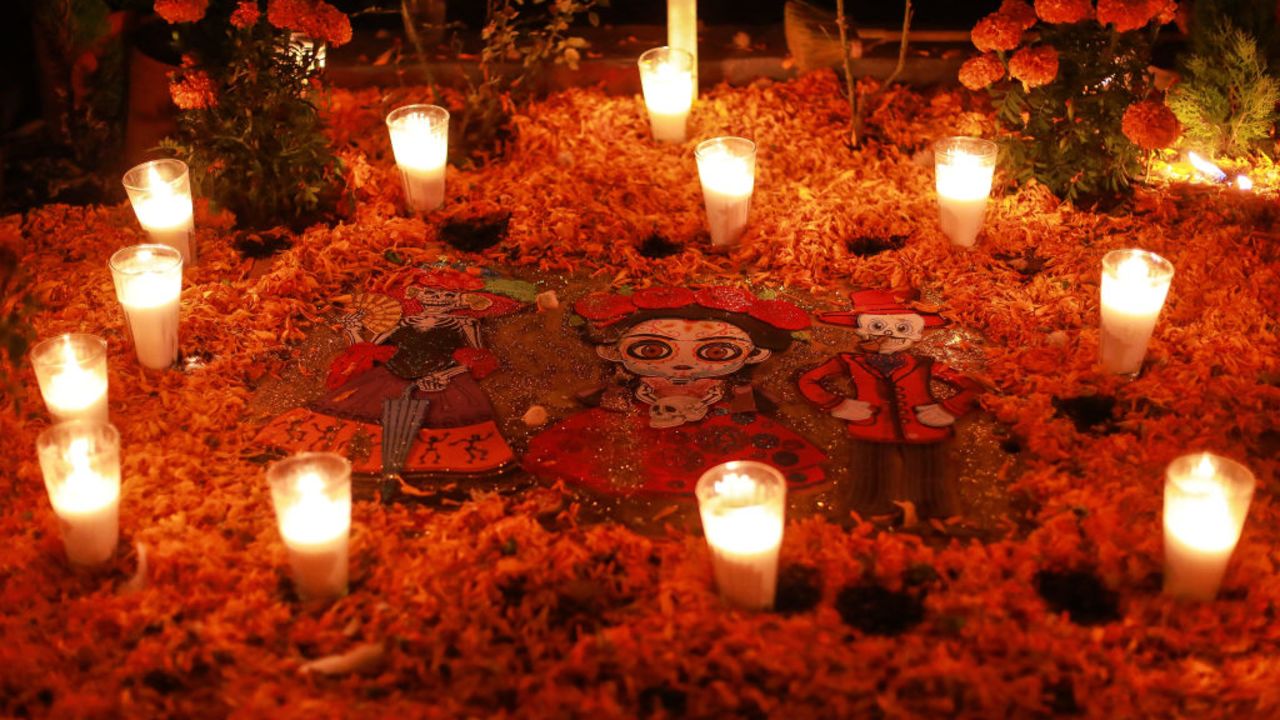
<box><xmin>386</xmin><ymin>104</ymin><xmax>450</xmax><ymax>214</ymax></box>
<box><xmin>37</xmin><ymin>421</ymin><xmax>121</xmax><ymax>567</ymax></box>
<box><xmin>1100</xmin><ymin>249</ymin><xmax>1174</xmax><ymax>376</ymax></box>
<box><xmin>695</xmin><ymin>460</ymin><xmax>786</xmax><ymax>610</ymax></box>
<box><xmin>109</xmin><ymin>244</ymin><xmax>183</xmax><ymax>371</ymax></box>
<box><xmin>934</xmin><ymin>137</ymin><xmax>997</xmax><ymax>248</ymax></box>
<box><xmin>267</xmin><ymin>452</ymin><xmax>352</xmax><ymax>602</ymax></box>
<box><xmin>695</xmin><ymin>137</ymin><xmax>756</xmax><ymax>249</ymax></box>
<box><xmin>122</xmin><ymin>159</ymin><xmax>195</xmax><ymax>264</ymax></box>
<box><xmin>667</xmin><ymin>0</ymin><xmax>698</xmax><ymax>104</ymax></box>
<box><xmin>30</xmin><ymin>334</ymin><xmax>108</xmax><ymax>423</ymax></box>
<box><xmin>638</xmin><ymin>47</ymin><xmax>694</xmax><ymax>143</ymax></box>
<box><xmin>1163</xmin><ymin>452</ymin><xmax>1256</xmax><ymax>601</ymax></box>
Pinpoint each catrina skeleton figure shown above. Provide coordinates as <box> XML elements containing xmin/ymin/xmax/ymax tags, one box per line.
<box><xmin>799</xmin><ymin>289</ymin><xmax>981</xmax><ymax>517</ymax></box>
<box><xmin>523</xmin><ymin>287</ymin><xmax>827</xmax><ymax>495</ymax></box>
<box><xmin>255</xmin><ymin>268</ymin><xmax>525</xmax><ymax>485</ymax></box>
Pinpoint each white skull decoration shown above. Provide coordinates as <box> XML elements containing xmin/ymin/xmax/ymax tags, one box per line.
<box><xmin>648</xmin><ymin>395</ymin><xmax>709</xmax><ymax>429</ymax></box>
<box><xmin>853</xmin><ymin>313</ymin><xmax>926</xmax><ymax>354</ymax></box>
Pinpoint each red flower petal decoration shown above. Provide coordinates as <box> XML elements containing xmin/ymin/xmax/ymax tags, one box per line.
<box><xmin>413</xmin><ymin>269</ymin><xmax>485</xmax><ymax>291</ymax></box>
<box><xmin>326</xmin><ymin>342</ymin><xmax>396</xmax><ymax>389</ymax></box>
<box><xmin>453</xmin><ymin>347</ymin><xmax>500</xmax><ymax>379</ymax></box>
<box><xmin>694</xmin><ymin>286</ymin><xmax>756</xmax><ymax>313</ymax></box>
<box><xmin>575</xmin><ymin>293</ymin><xmax>636</xmax><ymax>323</ymax></box>
<box><xmin>632</xmin><ymin>287</ymin><xmax>696</xmax><ymax>310</ymax></box>
<box><xmin>749</xmin><ymin>299</ymin><xmax>810</xmax><ymax>331</ymax></box>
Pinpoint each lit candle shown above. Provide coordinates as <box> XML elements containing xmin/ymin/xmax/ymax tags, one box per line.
<box><xmin>386</xmin><ymin>104</ymin><xmax>449</xmax><ymax>214</ymax></box>
<box><xmin>267</xmin><ymin>452</ymin><xmax>352</xmax><ymax>601</ymax></box>
<box><xmin>30</xmin><ymin>334</ymin><xmax>108</xmax><ymax>423</ymax></box>
<box><xmin>695</xmin><ymin>136</ymin><xmax>756</xmax><ymax>248</ymax></box>
<box><xmin>667</xmin><ymin>0</ymin><xmax>698</xmax><ymax>103</ymax></box>
<box><xmin>638</xmin><ymin>47</ymin><xmax>695</xmax><ymax>143</ymax></box>
<box><xmin>122</xmin><ymin>159</ymin><xmax>196</xmax><ymax>264</ymax></box>
<box><xmin>934</xmin><ymin>137</ymin><xmax>997</xmax><ymax>248</ymax></box>
<box><xmin>1099</xmin><ymin>249</ymin><xmax>1173</xmax><ymax>375</ymax></box>
<box><xmin>1163</xmin><ymin>452</ymin><xmax>1256</xmax><ymax>601</ymax></box>
<box><xmin>109</xmin><ymin>245</ymin><xmax>183</xmax><ymax>371</ymax></box>
<box><xmin>695</xmin><ymin>461</ymin><xmax>786</xmax><ymax>610</ymax></box>
<box><xmin>36</xmin><ymin>421</ymin><xmax>121</xmax><ymax>567</ymax></box>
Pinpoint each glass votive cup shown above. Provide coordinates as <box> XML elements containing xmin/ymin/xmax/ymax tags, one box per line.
<box><xmin>30</xmin><ymin>334</ymin><xmax>109</xmax><ymax>423</ymax></box>
<box><xmin>933</xmin><ymin>136</ymin><xmax>997</xmax><ymax>248</ymax></box>
<box><xmin>109</xmin><ymin>244</ymin><xmax>183</xmax><ymax>371</ymax></box>
<box><xmin>386</xmin><ymin>104</ymin><xmax>450</xmax><ymax>214</ymax></box>
<box><xmin>695</xmin><ymin>460</ymin><xmax>786</xmax><ymax>610</ymax></box>
<box><xmin>1163</xmin><ymin>452</ymin><xmax>1256</xmax><ymax>601</ymax></box>
<box><xmin>267</xmin><ymin>452</ymin><xmax>353</xmax><ymax>602</ymax></box>
<box><xmin>122</xmin><ymin>158</ymin><xmax>195</xmax><ymax>264</ymax></box>
<box><xmin>36</xmin><ymin>420</ymin><xmax>122</xmax><ymax>567</ymax></box>
<box><xmin>1099</xmin><ymin>249</ymin><xmax>1174</xmax><ymax>376</ymax></box>
<box><xmin>695</xmin><ymin>136</ymin><xmax>757</xmax><ymax>249</ymax></box>
<box><xmin>638</xmin><ymin>46</ymin><xmax>695</xmax><ymax>143</ymax></box>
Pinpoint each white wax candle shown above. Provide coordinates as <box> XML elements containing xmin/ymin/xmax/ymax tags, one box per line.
<box><xmin>123</xmin><ymin>161</ymin><xmax>195</xmax><ymax>264</ymax></box>
<box><xmin>37</xmin><ymin>422</ymin><xmax>121</xmax><ymax>568</ymax></box>
<box><xmin>1163</xmin><ymin>453</ymin><xmax>1256</xmax><ymax>601</ymax></box>
<box><xmin>696</xmin><ymin>462</ymin><xmax>786</xmax><ymax>610</ymax></box>
<box><xmin>387</xmin><ymin>105</ymin><xmax>449</xmax><ymax>214</ymax></box>
<box><xmin>934</xmin><ymin>137</ymin><xmax>996</xmax><ymax>248</ymax></box>
<box><xmin>639</xmin><ymin>47</ymin><xmax>694</xmax><ymax>143</ymax></box>
<box><xmin>268</xmin><ymin>453</ymin><xmax>352</xmax><ymax>601</ymax></box>
<box><xmin>667</xmin><ymin>0</ymin><xmax>698</xmax><ymax>103</ymax></box>
<box><xmin>696</xmin><ymin>137</ymin><xmax>756</xmax><ymax>248</ymax></box>
<box><xmin>31</xmin><ymin>334</ymin><xmax>108</xmax><ymax>423</ymax></box>
<box><xmin>1100</xmin><ymin>249</ymin><xmax>1173</xmax><ymax>375</ymax></box>
<box><xmin>110</xmin><ymin>245</ymin><xmax>183</xmax><ymax>371</ymax></box>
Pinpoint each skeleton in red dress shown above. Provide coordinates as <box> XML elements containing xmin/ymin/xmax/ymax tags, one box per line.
<box><xmin>799</xmin><ymin>289</ymin><xmax>982</xmax><ymax>516</ymax></box>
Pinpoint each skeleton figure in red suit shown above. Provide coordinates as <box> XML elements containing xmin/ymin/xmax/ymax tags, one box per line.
<box><xmin>798</xmin><ymin>289</ymin><xmax>981</xmax><ymax>516</ymax></box>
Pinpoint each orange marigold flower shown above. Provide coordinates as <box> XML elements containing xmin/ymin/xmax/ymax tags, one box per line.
<box><xmin>1122</xmin><ymin>100</ymin><xmax>1180</xmax><ymax>149</ymax></box>
<box><xmin>999</xmin><ymin>0</ymin><xmax>1038</xmax><ymax>30</ymax></box>
<box><xmin>154</xmin><ymin>0</ymin><xmax>209</xmax><ymax>23</ymax></box>
<box><xmin>971</xmin><ymin>12</ymin><xmax>1024</xmax><ymax>53</ymax></box>
<box><xmin>959</xmin><ymin>54</ymin><xmax>1006</xmax><ymax>91</ymax></box>
<box><xmin>266</xmin><ymin>0</ymin><xmax>353</xmax><ymax>47</ymax></box>
<box><xmin>169</xmin><ymin>67</ymin><xmax>218</xmax><ymax>110</ymax></box>
<box><xmin>1096</xmin><ymin>0</ymin><xmax>1160</xmax><ymax>32</ymax></box>
<box><xmin>1035</xmin><ymin>0</ymin><xmax>1093</xmax><ymax>24</ymax></box>
<box><xmin>1154</xmin><ymin>0</ymin><xmax>1178</xmax><ymax>24</ymax></box>
<box><xmin>1009</xmin><ymin>45</ymin><xmax>1059</xmax><ymax>90</ymax></box>
<box><xmin>230</xmin><ymin>1</ymin><xmax>261</xmax><ymax>29</ymax></box>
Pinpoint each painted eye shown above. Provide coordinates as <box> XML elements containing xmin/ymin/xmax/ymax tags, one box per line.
<box><xmin>895</xmin><ymin>323</ymin><xmax>911</xmax><ymax>334</ymax></box>
<box><xmin>869</xmin><ymin>320</ymin><xmax>887</xmax><ymax>331</ymax></box>
<box><xmin>696</xmin><ymin>342</ymin><xmax>744</xmax><ymax>362</ymax></box>
<box><xmin>626</xmin><ymin>341</ymin><xmax>672</xmax><ymax>360</ymax></box>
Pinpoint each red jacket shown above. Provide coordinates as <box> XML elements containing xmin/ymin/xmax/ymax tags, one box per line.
<box><xmin>798</xmin><ymin>352</ymin><xmax>980</xmax><ymax>444</ymax></box>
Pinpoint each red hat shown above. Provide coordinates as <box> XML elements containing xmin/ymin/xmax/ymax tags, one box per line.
<box><xmin>818</xmin><ymin>289</ymin><xmax>946</xmax><ymax>328</ymax></box>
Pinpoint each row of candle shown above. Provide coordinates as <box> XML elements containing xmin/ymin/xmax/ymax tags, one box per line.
<box><xmin>33</xmin><ymin>421</ymin><xmax>1255</xmax><ymax>606</ymax></box>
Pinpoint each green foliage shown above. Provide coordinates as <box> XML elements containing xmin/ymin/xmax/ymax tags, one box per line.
<box><xmin>418</xmin><ymin>0</ymin><xmax>605</xmax><ymax>164</ymax></box>
<box><xmin>990</xmin><ymin>23</ymin><xmax>1156</xmax><ymax>204</ymax></box>
<box><xmin>1167</xmin><ymin>21</ymin><xmax>1279</xmax><ymax>158</ymax></box>
<box><xmin>163</xmin><ymin>4</ymin><xmax>343</xmax><ymax>229</ymax></box>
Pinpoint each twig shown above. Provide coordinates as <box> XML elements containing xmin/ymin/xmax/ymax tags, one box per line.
<box><xmin>835</xmin><ymin>0</ymin><xmax>860</xmax><ymax>148</ymax></box>
<box><xmin>882</xmin><ymin>0</ymin><xmax>914</xmax><ymax>89</ymax></box>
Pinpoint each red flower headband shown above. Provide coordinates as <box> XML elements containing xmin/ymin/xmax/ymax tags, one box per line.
<box><xmin>575</xmin><ymin>286</ymin><xmax>810</xmax><ymax>331</ymax></box>
<box><xmin>380</xmin><ymin>268</ymin><xmax>522</xmax><ymax>319</ymax></box>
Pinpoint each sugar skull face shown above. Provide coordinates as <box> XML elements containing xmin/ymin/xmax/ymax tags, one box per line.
<box><xmin>648</xmin><ymin>395</ymin><xmax>708</xmax><ymax>428</ymax></box>
<box><xmin>598</xmin><ymin>318</ymin><xmax>770</xmax><ymax>380</ymax></box>
<box><xmin>405</xmin><ymin>286</ymin><xmax>491</xmax><ymax>315</ymax></box>
<box><xmin>854</xmin><ymin>313</ymin><xmax>925</xmax><ymax>354</ymax></box>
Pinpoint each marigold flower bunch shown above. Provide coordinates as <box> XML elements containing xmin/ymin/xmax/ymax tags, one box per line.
<box><xmin>955</xmin><ymin>0</ymin><xmax>1180</xmax><ymax>202</ymax></box>
<box><xmin>154</xmin><ymin>0</ymin><xmax>349</xmax><ymax>228</ymax></box>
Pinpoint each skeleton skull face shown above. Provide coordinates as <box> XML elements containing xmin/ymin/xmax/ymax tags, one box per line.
<box><xmin>648</xmin><ymin>395</ymin><xmax>708</xmax><ymax>429</ymax></box>
<box><xmin>854</xmin><ymin>313</ymin><xmax>925</xmax><ymax>354</ymax></box>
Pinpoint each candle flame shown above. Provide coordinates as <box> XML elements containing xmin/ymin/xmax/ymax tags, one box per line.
<box><xmin>296</xmin><ymin>471</ymin><xmax>325</xmax><ymax>497</ymax></box>
<box><xmin>714</xmin><ymin>472</ymin><xmax>759</xmax><ymax>502</ymax></box>
<box><xmin>1194</xmin><ymin>453</ymin><xmax>1217</xmax><ymax>479</ymax></box>
<box><xmin>1186</xmin><ymin>152</ymin><xmax>1227</xmax><ymax>182</ymax></box>
<box><xmin>1235</xmin><ymin>175</ymin><xmax>1253</xmax><ymax>191</ymax></box>
<box><xmin>61</xmin><ymin>336</ymin><xmax>77</xmax><ymax>365</ymax></box>
<box><xmin>68</xmin><ymin>438</ymin><xmax>92</xmax><ymax>473</ymax></box>
<box><xmin>1116</xmin><ymin>255</ymin><xmax>1151</xmax><ymax>283</ymax></box>
<box><xmin>147</xmin><ymin>165</ymin><xmax>176</xmax><ymax>199</ymax></box>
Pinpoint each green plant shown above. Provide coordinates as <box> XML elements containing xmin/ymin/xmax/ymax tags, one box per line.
<box><xmin>959</xmin><ymin>1</ymin><xmax>1179</xmax><ymax>204</ymax></box>
<box><xmin>155</xmin><ymin>0</ymin><xmax>351</xmax><ymax>229</ymax></box>
<box><xmin>1167</xmin><ymin>21</ymin><xmax>1279</xmax><ymax>158</ymax></box>
<box><xmin>404</xmin><ymin>0</ymin><xmax>604</xmax><ymax>164</ymax></box>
